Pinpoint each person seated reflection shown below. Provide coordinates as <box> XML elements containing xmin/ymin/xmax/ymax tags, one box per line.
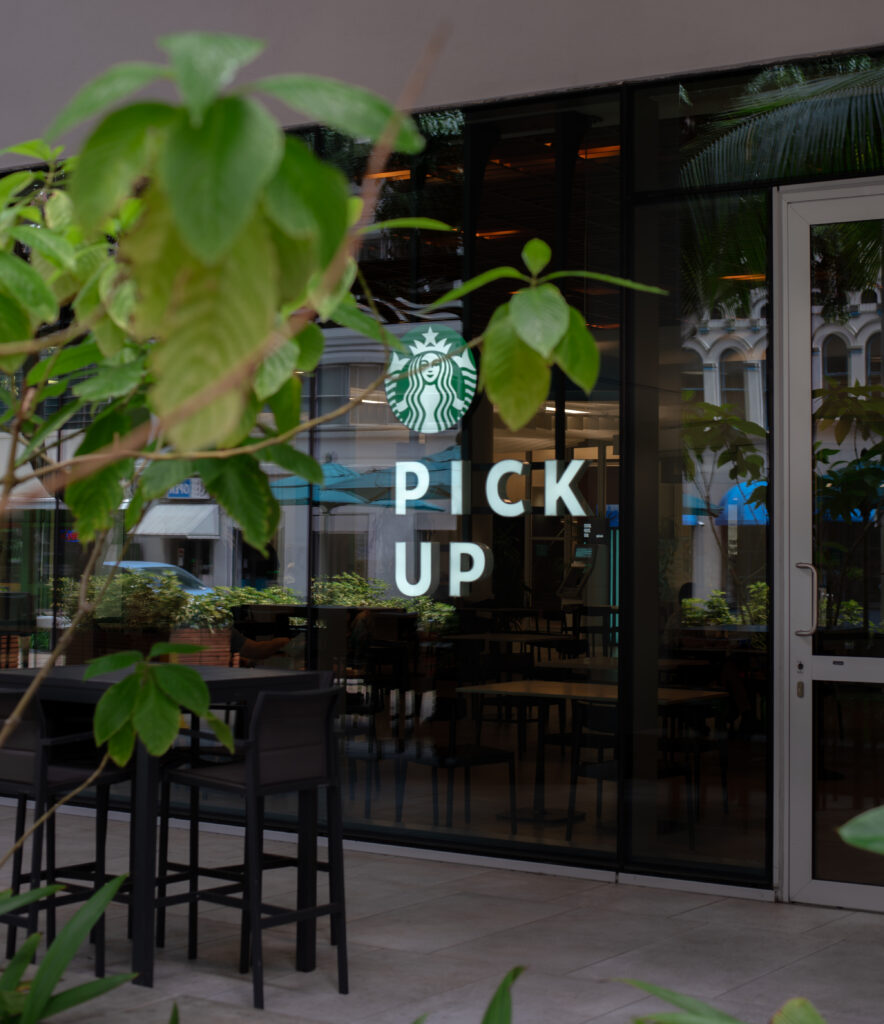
<box><xmin>230</xmin><ymin>628</ymin><xmax>290</xmax><ymax>666</ymax></box>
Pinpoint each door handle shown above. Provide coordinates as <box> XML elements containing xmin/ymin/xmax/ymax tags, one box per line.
<box><xmin>795</xmin><ymin>562</ymin><xmax>818</xmax><ymax>636</ymax></box>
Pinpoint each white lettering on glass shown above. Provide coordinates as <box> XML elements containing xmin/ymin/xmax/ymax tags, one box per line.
<box><xmin>395</xmin><ymin>541</ymin><xmax>440</xmax><ymax>596</ymax></box>
<box><xmin>395</xmin><ymin>461</ymin><xmax>430</xmax><ymax>515</ymax></box>
<box><xmin>485</xmin><ymin>460</ymin><xmax>529</xmax><ymax>517</ymax></box>
<box><xmin>450</xmin><ymin>460</ymin><xmax>470</xmax><ymax>516</ymax></box>
<box><xmin>448</xmin><ymin>542</ymin><xmax>493</xmax><ymax>597</ymax></box>
<box><xmin>544</xmin><ymin>460</ymin><xmax>589</xmax><ymax>516</ymax></box>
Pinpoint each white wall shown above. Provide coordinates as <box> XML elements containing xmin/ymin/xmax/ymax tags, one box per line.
<box><xmin>3</xmin><ymin>0</ymin><xmax>884</xmax><ymax>165</ymax></box>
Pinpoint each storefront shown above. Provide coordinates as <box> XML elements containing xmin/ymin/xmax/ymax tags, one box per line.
<box><xmin>4</xmin><ymin>7</ymin><xmax>884</xmax><ymax>906</ymax></box>
<box><xmin>259</xmin><ymin>57</ymin><xmax>884</xmax><ymax>902</ymax></box>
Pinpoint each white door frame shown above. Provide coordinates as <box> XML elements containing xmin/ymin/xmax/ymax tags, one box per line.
<box><xmin>774</xmin><ymin>176</ymin><xmax>884</xmax><ymax>909</ymax></box>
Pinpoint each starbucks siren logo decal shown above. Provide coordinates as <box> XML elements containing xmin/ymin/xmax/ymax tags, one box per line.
<box><xmin>386</xmin><ymin>324</ymin><xmax>477</xmax><ymax>433</ymax></box>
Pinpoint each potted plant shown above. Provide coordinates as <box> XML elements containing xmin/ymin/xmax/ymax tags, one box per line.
<box><xmin>59</xmin><ymin>572</ymin><xmax>190</xmax><ymax>663</ymax></box>
<box><xmin>171</xmin><ymin>584</ymin><xmax>302</xmax><ymax>664</ymax></box>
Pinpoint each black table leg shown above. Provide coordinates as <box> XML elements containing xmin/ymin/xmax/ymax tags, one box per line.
<box><xmin>131</xmin><ymin>740</ymin><xmax>158</xmax><ymax>986</ymax></box>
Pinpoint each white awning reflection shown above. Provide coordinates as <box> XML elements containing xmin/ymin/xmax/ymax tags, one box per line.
<box><xmin>133</xmin><ymin>503</ymin><xmax>220</xmax><ymax>538</ymax></box>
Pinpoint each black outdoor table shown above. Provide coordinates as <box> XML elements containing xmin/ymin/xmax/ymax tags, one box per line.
<box><xmin>0</xmin><ymin>664</ymin><xmax>323</xmax><ymax>987</ymax></box>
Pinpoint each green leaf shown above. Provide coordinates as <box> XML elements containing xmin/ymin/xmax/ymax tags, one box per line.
<box><xmin>27</xmin><ymin>339</ymin><xmax>100</xmax><ymax>385</ymax></box>
<box><xmin>255</xmin><ymin>74</ymin><xmax>424</xmax><ymax>154</ymax></box>
<box><xmin>91</xmin><ymin>315</ymin><xmax>126</xmax><ymax>357</ymax></box>
<box><xmin>622</xmin><ymin>980</ymin><xmax>749</xmax><ymax>1023</ymax></box>
<box><xmin>263</xmin><ymin>137</ymin><xmax>321</xmax><ymax>239</ymax></box>
<box><xmin>348</xmin><ymin>196</ymin><xmax>364</xmax><ymax>226</ymax></box>
<box><xmin>159</xmin><ymin>97</ymin><xmax>283</xmax><ymax>264</ymax></box>
<box><xmin>521</xmin><ymin>238</ymin><xmax>551</xmax><ymax>276</ymax></box>
<box><xmin>134</xmin><ymin>458</ymin><xmax>195</xmax><ymax>503</ymax></box>
<box><xmin>0</xmin><ymin>932</ymin><xmax>41</xmax><ymax>991</ymax></box>
<box><xmin>0</xmin><ymin>886</ymin><xmax>64</xmax><ymax>920</ymax></box>
<box><xmin>554</xmin><ymin>307</ymin><xmax>600</xmax><ymax>395</ymax></box>
<box><xmin>22</xmin><ymin>876</ymin><xmax>127</xmax><ymax>1024</ymax></box>
<box><xmin>1</xmin><ymin>139</ymin><xmax>58</xmax><ymax>162</ymax></box>
<box><xmin>427</xmin><ymin>266</ymin><xmax>530</xmax><ymax>309</ymax></box>
<box><xmin>44</xmin><ymin>191</ymin><xmax>73</xmax><ymax>230</ymax></box>
<box><xmin>268</xmin><ymin>377</ymin><xmax>302</xmax><ymax>435</ymax></box>
<box><xmin>93</xmin><ymin>672</ymin><xmax>140</xmax><ymax>746</ymax></box>
<box><xmin>480</xmin><ymin>967</ymin><xmax>524</xmax><ymax>1024</ymax></box>
<box><xmin>262</xmin><ymin>444</ymin><xmax>323</xmax><ymax>482</ymax></box>
<box><xmin>116</xmin><ymin>191</ymin><xmax>185</xmax><ymax>340</ymax></box>
<box><xmin>265</xmin><ymin>136</ymin><xmax>349</xmax><ymax>267</ymax></box>
<box><xmin>158</xmin><ymin>32</ymin><xmax>264</xmax><ymax>126</ymax></box>
<box><xmin>74</xmin><ymin>358</ymin><xmax>146</xmax><ymax>402</ymax></box>
<box><xmin>47</xmin><ymin>62</ymin><xmax>172</xmax><ymax>138</ymax></box>
<box><xmin>329</xmin><ymin>294</ymin><xmax>402</xmax><ymax>349</ymax></box>
<box><xmin>85</xmin><ymin>651</ymin><xmax>144</xmax><ymax>680</ymax></box>
<box><xmin>151</xmin><ymin>663</ymin><xmax>210</xmax><ymax>716</ymax></box>
<box><xmin>70</xmin><ymin>103</ymin><xmax>177</xmax><ymax>232</ymax></box>
<box><xmin>294</xmin><ymin>322</ymin><xmax>324</xmax><ymax>372</ymax></box>
<box><xmin>769</xmin><ymin>998</ymin><xmax>829</xmax><ymax>1024</ymax></box>
<box><xmin>77</xmin><ymin>404</ymin><xmax>146</xmax><ymax>455</ymax></box>
<box><xmin>36</xmin><ymin>378</ymin><xmax>68</xmax><ymax>400</ymax></box>
<box><xmin>65</xmin><ymin>460</ymin><xmax>132</xmax><ymax>541</ymax></box>
<box><xmin>170</xmin><ymin>1004</ymin><xmax>180</xmax><ymax>1024</ymax></box>
<box><xmin>359</xmin><ymin>217</ymin><xmax>453</xmax><ymax>234</ymax></box>
<box><xmin>838</xmin><ymin>804</ymin><xmax>884</xmax><ymax>853</ymax></box>
<box><xmin>0</xmin><ymin>251</ymin><xmax>58</xmax><ymax>325</ymax></box>
<box><xmin>107</xmin><ymin>721</ymin><xmax>136</xmax><ymax>766</ymax></box>
<box><xmin>197</xmin><ymin>454</ymin><xmax>280</xmax><ymax>552</ymax></box>
<box><xmin>310</xmin><ymin>256</ymin><xmax>357</xmax><ymax>321</ymax></box>
<box><xmin>254</xmin><ymin>339</ymin><xmax>299</xmax><ymax>402</ymax></box>
<box><xmin>542</xmin><ymin>268</ymin><xmax>668</xmax><ymax>295</ymax></box>
<box><xmin>143</xmin><ymin>212</ymin><xmax>278</xmax><ymax>449</ymax></box>
<box><xmin>101</xmin><ymin>273</ymin><xmax>137</xmax><ymax>333</ymax></box>
<box><xmin>132</xmin><ymin>677</ymin><xmax>182</xmax><ymax>757</ymax></box>
<box><xmin>0</xmin><ymin>294</ymin><xmax>30</xmax><ymax>373</ymax></box>
<box><xmin>41</xmin><ymin>974</ymin><xmax>136</xmax><ymax>1019</ymax></box>
<box><xmin>0</xmin><ymin>172</ymin><xmax>36</xmax><ymax>210</ymax></box>
<box><xmin>509</xmin><ymin>284</ymin><xmax>569</xmax><ymax>357</ymax></box>
<box><xmin>269</xmin><ymin>227</ymin><xmax>315</xmax><ymax>307</ymax></box>
<box><xmin>480</xmin><ymin>306</ymin><xmax>550</xmax><ymax>431</ymax></box>
<box><xmin>0</xmin><ymin>991</ymin><xmax>27</xmax><ymax>1017</ymax></box>
<box><xmin>10</xmin><ymin>225</ymin><xmax>77</xmax><ymax>271</ymax></box>
<box><xmin>206</xmin><ymin>711</ymin><xmax>235</xmax><ymax>754</ymax></box>
<box><xmin>73</xmin><ymin>242</ymin><xmax>110</xmax><ymax>283</ymax></box>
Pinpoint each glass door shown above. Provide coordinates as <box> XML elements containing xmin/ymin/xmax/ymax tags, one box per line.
<box><xmin>779</xmin><ymin>179</ymin><xmax>884</xmax><ymax>908</ymax></box>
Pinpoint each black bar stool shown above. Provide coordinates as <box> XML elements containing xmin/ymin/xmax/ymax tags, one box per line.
<box><xmin>158</xmin><ymin>686</ymin><xmax>348</xmax><ymax>1009</ymax></box>
<box><xmin>0</xmin><ymin>690</ymin><xmax>129</xmax><ymax>975</ymax></box>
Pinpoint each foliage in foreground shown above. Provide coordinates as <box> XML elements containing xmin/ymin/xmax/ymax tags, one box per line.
<box><xmin>0</xmin><ymin>28</ymin><xmax>661</xmax><ymax>775</ymax></box>
<box><xmin>624</xmin><ymin>980</ymin><xmax>826</xmax><ymax>1024</ymax></box>
<box><xmin>0</xmin><ymin>878</ymin><xmax>131</xmax><ymax>1024</ymax></box>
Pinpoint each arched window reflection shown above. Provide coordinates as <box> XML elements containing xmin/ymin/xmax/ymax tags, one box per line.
<box><xmin>682</xmin><ymin>350</ymin><xmax>704</xmax><ymax>403</ymax></box>
<box><xmin>823</xmin><ymin>334</ymin><xmax>849</xmax><ymax>387</ymax></box>
<box><xmin>867</xmin><ymin>332</ymin><xmax>882</xmax><ymax>386</ymax></box>
<box><xmin>862</xmin><ymin>288</ymin><xmax>879</xmax><ymax>305</ymax></box>
<box><xmin>720</xmin><ymin>348</ymin><xmax>745</xmax><ymax>416</ymax></box>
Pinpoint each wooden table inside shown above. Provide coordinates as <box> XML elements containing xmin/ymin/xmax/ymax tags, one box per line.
<box><xmin>458</xmin><ymin>679</ymin><xmax>720</xmax><ymax>704</ymax></box>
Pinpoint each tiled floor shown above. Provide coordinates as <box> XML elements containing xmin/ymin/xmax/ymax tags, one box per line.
<box><xmin>2</xmin><ymin>806</ymin><xmax>884</xmax><ymax>1024</ymax></box>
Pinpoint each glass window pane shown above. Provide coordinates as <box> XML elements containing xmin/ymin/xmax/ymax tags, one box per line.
<box><xmin>630</xmin><ymin>193</ymin><xmax>771</xmax><ymax>877</ymax></box>
<box><xmin>634</xmin><ymin>55</ymin><xmax>884</xmax><ymax>193</ymax></box>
